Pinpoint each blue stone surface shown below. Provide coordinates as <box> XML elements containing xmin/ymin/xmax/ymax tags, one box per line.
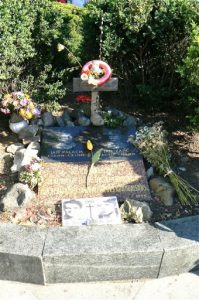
<box><xmin>41</xmin><ymin>126</ymin><xmax>141</xmax><ymax>162</ymax></box>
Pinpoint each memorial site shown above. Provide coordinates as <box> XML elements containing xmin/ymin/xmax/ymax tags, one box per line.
<box><xmin>0</xmin><ymin>0</ymin><xmax>198</xmax><ymax>285</ymax></box>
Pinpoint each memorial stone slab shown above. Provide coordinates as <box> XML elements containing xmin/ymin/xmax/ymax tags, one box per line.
<box><xmin>39</xmin><ymin>126</ymin><xmax>151</xmax><ymax>203</ymax></box>
<box><xmin>0</xmin><ymin>223</ymin><xmax>47</xmax><ymax>284</ymax></box>
<box><xmin>43</xmin><ymin>223</ymin><xmax>163</xmax><ymax>283</ymax></box>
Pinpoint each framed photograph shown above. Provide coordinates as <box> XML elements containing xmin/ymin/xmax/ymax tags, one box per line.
<box><xmin>62</xmin><ymin>196</ymin><xmax>122</xmax><ymax>226</ymax></box>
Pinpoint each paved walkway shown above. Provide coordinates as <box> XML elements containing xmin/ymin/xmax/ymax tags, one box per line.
<box><xmin>0</xmin><ymin>272</ymin><xmax>199</xmax><ymax>300</ymax></box>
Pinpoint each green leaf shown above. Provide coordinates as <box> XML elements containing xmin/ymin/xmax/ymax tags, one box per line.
<box><xmin>91</xmin><ymin>148</ymin><xmax>103</xmax><ymax>166</ymax></box>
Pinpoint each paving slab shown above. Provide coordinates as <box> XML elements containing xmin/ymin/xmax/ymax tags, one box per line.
<box><xmin>0</xmin><ymin>223</ymin><xmax>47</xmax><ymax>284</ymax></box>
<box><xmin>155</xmin><ymin>216</ymin><xmax>199</xmax><ymax>277</ymax></box>
<box><xmin>43</xmin><ymin>224</ymin><xmax>163</xmax><ymax>283</ymax></box>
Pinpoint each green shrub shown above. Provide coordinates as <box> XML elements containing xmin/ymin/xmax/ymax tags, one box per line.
<box><xmin>0</xmin><ymin>1</ymin><xmax>85</xmax><ymax>102</ymax></box>
<box><xmin>84</xmin><ymin>0</ymin><xmax>198</xmax><ymax>110</ymax></box>
<box><xmin>178</xmin><ymin>23</ymin><xmax>199</xmax><ymax>129</ymax></box>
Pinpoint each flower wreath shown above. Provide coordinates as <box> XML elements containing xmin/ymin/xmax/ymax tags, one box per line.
<box><xmin>81</xmin><ymin>60</ymin><xmax>112</xmax><ymax>86</ymax></box>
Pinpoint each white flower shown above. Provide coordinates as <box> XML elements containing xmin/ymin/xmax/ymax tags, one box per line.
<box><xmin>88</xmin><ymin>76</ymin><xmax>98</xmax><ymax>86</ymax></box>
<box><xmin>81</xmin><ymin>73</ymin><xmax>89</xmax><ymax>81</ymax></box>
<box><xmin>31</xmin><ymin>163</ymin><xmax>40</xmax><ymax>172</ymax></box>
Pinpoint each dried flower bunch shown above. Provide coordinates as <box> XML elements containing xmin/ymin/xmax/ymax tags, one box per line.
<box><xmin>129</xmin><ymin>122</ymin><xmax>198</xmax><ymax>205</ymax></box>
<box><xmin>19</xmin><ymin>157</ymin><xmax>42</xmax><ymax>189</ymax></box>
<box><xmin>0</xmin><ymin>92</ymin><xmax>40</xmax><ymax>120</ymax></box>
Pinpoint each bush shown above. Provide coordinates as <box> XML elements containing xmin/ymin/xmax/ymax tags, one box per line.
<box><xmin>84</xmin><ymin>0</ymin><xmax>198</xmax><ymax>111</ymax></box>
<box><xmin>178</xmin><ymin>23</ymin><xmax>199</xmax><ymax>129</ymax></box>
<box><xmin>0</xmin><ymin>0</ymin><xmax>85</xmax><ymax>102</ymax></box>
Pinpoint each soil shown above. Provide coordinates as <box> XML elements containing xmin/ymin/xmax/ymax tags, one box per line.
<box><xmin>0</xmin><ymin>106</ymin><xmax>198</xmax><ymax>227</ymax></box>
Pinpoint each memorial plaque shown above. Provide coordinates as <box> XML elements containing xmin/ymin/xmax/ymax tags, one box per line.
<box><xmin>62</xmin><ymin>196</ymin><xmax>122</xmax><ymax>226</ymax></box>
<box><xmin>41</xmin><ymin>126</ymin><xmax>141</xmax><ymax>162</ymax></box>
<box><xmin>39</xmin><ymin>126</ymin><xmax>152</xmax><ymax>204</ymax></box>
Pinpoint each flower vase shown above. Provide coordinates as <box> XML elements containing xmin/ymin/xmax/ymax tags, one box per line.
<box><xmin>9</xmin><ymin>113</ymin><xmax>29</xmax><ymax>134</ymax></box>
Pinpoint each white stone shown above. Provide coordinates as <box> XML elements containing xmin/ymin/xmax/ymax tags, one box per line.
<box><xmin>6</xmin><ymin>143</ymin><xmax>24</xmax><ymax>155</ymax></box>
<box><xmin>0</xmin><ymin>183</ymin><xmax>36</xmax><ymax>210</ymax></box>
<box><xmin>120</xmin><ymin>199</ymin><xmax>152</xmax><ymax>223</ymax></box>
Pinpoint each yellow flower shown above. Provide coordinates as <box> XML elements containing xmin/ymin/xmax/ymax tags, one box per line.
<box><xmin>4</xmin><ymin>94</ymin><xmax>11</xmax><ymax>99</ymax></box>
<box><xmin>19</xmin><ymin>109</ymin><xmax>26</xmax><ymax>119</ymax></box>
<box><xmin>87</xmin><ymin>140</ymin><xmax>93</xmax><ymax>151</ymax></box>
<box><xmin>57</xmin><ymin>43</ymin><xmax>65</xmax><ymax>52</ymax></box>
<box><xmin>28</xmin><ymin>102</ymin><xmax>35</xmax><ymax>109</ymax></box>
<box><xmin>25</xmin><ymin>111</ymin><xmax>33</xmax><ymax>120</ymax></box>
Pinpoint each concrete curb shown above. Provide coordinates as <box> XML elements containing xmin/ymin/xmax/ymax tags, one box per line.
<box><xmin>0</xmin><ymin>215</ymin><xmax>198</xmax><ymax>285</ymax></box>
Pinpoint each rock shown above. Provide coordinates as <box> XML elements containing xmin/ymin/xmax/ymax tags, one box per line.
<box><xmin>10</xmin><ymin>113</ymin><xmax>24</xmax><ymax>123</ymax></box>
<box><xmin>120</xmin><ymin>199</ymin><xmax>152</xmax><ymax>223</ymax></box>
<box><xmin>105</xmin><ymin>107</ymin><xmax>126</xmax><ymax>119</ymax></box>
<box><xmin>11</xmin><ymin>147</ymin><xmax>39</xmax><ymax>173</ymax></box>
<box><xmin>123</xmin><ymin>116</ymin><xmax>137</xmax><ymax>128</ymax></box>
<box><xmin>178</xmin><ymin>167</ymin><xmax>187</xmax><ymax>172</ymax></box>
<box><xmin>149</xmin><ymin>177</ymin><xmax>175</xmax><ymax>206</ymax></box>
<box><xmin>189</xmin><ymin>132</ymin><xmax>199</xmax><ymax>155</ymax></box>
<box><xmin>42</xmin><ymin>112</ymin><xmax>56</xmax><ymax>127</ymax></box>
<box><xmin>55</xmin><ymin>116</ymin><xmax>65</xmax><ymax>127</ymax></box>
<box><xmin>70</xmin><ymin>108</ymin><xmax>84</xmax><ymax>120</ymax></box>
<box><xmin>78</xmin><ymin>116</ymin><xmax>91</xmax><ymax>127</ymax></box>
<box><xmin>22</xmin><ymin>135</ymin><xmax>41</xmax><ymax>145</ymax></box>
<box><xmin>62</xmin><ymin>110</ymin><xmax>71</xmax><ymax>124</ymax></box>
<box><xmin>66</xmin><ymin>121</ymin><xmax>75</xmax><ymax>127</ymax></box>
<box><xmin>18</xmin><ymin>125</ymin><xmax>39</xmax><ymax>139</ymax></box>
<box><xmin>30</xmin><ymin>118</ymin><xmax>43</xmax><ymax>126</ymax></box>
<box><xmin>146</xmin><ymin>166</ymin><xmax>154</xmax><ymax>179</ymax></box>
<box><xmin>0</xmin><ymin>154</ymin><xmax>13</xmax><ymax>175</ymax></box>
<box><xmin>27</xmin><ymin>142</ymin><xmax>40</xmax><ymax>152</ymax></box>
<box><xmin>0</xmin><ymin>183</ymin><xmax>36</xmax><ymax>210</ymax></box>
<box><xmin>6</xmin><ymin>143</ymin><xmax>24</xmax><ymax>154</ymax></box>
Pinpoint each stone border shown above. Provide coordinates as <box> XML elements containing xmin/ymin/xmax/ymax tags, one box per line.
<box><xmin>0</xmin><ymin>215</ymin><xmax>198</xmax><ymax>285</ymax></box>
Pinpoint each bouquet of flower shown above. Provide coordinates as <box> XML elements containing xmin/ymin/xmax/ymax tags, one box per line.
<box><xmin>0</xmin><ymin>92</ymin><xmax>40</xmax><ymax>120</ymax></box>
<box><xmin>128</xmin><ymin>122</ymin><xmax>198</xmax><ymax>205</ymax></box>
<box><xmin>19</xmin><ymin>157</ymin><xmax>42</xmax><ymax>190</ymax></box>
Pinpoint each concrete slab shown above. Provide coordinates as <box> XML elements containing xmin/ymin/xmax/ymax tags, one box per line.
<box><xmin>0</xmin><ymin>223</ymin><xmax>47</xmax><ymax>284</ymax></box>
<box><xmin>155</xmin><ymin>216</ymin><xmax>199</xmax><ymax>277</ymax></box>
<box><xmin>43</xmin><ymin>224</ymin><xmax>163</xmax><ymax>283</ymax></box>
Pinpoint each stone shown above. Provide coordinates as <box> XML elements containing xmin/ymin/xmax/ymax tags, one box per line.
<box><xmin>43</xmin><ymin>223</ymin><xmax>163</xmax><ymax>283</ymax></box>
<box><xmin>120</xmin><ymin>199</ymin><xmax>152</xmax><ymax>223</ymax></box>
<box><xmin>18</xmin><ymin>125</ymin><xmax>39</xmax><ymax>139</ymax></box>
<box><xmin>123</xmin><ymin>116</ymin><xmax>137</xmax><ymax>128</ymax></box>
<box><xmin>41</xmin><ymin>126</ymin><xmax>141</xmax><ymax>162</ymax></box>
<box><xmin>6</xmin><ymin>143</ymin><xmax>24</xmax><ymax>155</ymax></box>
<box><xmin>78</xmin><ymin>116</ymin><xmax>91</xmax><ymax>127</ymax></box>
<box><xmin>22</xmin><ymin>135</ymin><xmax>41</xmax><ymax>145</ymax></box>
<box><xmin>55</xmin><ymin>116</ymin><xmax>65</xmax><ymax>127</ymax></box>
<box><xmin>189</xmin><ymin>132</ymin><xmax>199</xmax><ymax>154</ymax></box>
<box><xmin>66</xmin><ymin>121</ymin><xmax>75</xmax><ymax>127</ymax></box>
<box><xmin>0</xmin><ymin>183</ymin><xmax>36</xmax><ymax>210</ymax></box>
<box><xmin>11</xmin><ymin>147</ymin><xmax>39</xmax><ymax>173</ymax></box>
<box><xmin>27</xmin><ymin>141</ymin><xmax>40</xmax><ymax>152</ymax></box>
<box><xmin>105</xmin><ymin>107</ymin><xmax>126</xmax><ymax>119</ymax></box>
<box><xmin>0</xmin><ymin>223</ymin><xmax>46</xmax><ymax>284</ymax></box>
<box><xmin>30</xmin><ymin>118</ymin><xmax>44</xmax><ymax>126</ymax></box>
<box><xmin>146</xmin><ymin>166</ymin><xmax>154</xmax><ymax>179</ymax></box>
<box><xmin>42</xmin><ymin>112</ymin><xmax>56</xmax><ymax>127</ymax></box>
<box><xmin>39</xmin><ymin>126</ymin><xmax>151</xmax><ymax>202</ymax></box>
<box><xmin>62</xmin><ymin>110</ymin><xmax>71</xmax><ymax>124</ymax></box>
<box><xmin>155</xmin><ymin>215</ymin><xmax>199</xmax><ymax>277</ymax></box>
<box><xmin>149</xmin><ymin>177</ymin><xmax>175</xmax><ymax>206</ymax></box>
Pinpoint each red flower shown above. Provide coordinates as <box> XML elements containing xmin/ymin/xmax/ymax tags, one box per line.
<box><xmin>75</xmin><ymin>95</ymin><xmax>91</xmax><ymax>103</ymax></box>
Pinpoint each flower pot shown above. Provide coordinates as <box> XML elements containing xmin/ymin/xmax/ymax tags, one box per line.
<box><xmin>9</xmin><ymin>119</ymin><xmax>29</xmax><ymax>134</ymax></box>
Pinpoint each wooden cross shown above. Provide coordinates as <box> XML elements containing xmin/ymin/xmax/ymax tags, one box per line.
<box><xmin>73</xmin><ymin>78</ymin><xmax>118</xmax><ymax>126</ymax></box>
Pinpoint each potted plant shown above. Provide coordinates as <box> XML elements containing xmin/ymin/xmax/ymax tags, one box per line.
<box><xmin>0</xmin><ymin>92</ymin><xmax>41</xmax><ymax>133</ymax></box>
